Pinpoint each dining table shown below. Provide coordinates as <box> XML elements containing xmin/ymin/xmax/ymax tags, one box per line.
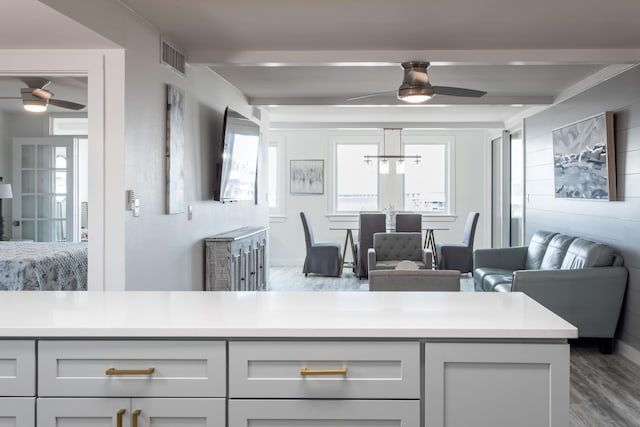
<box><xmin>329</xmin><ymin>225</ymin><xmax>450</xmax><ymax>275</ymax></box>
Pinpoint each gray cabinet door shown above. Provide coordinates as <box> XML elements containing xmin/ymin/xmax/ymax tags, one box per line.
<box><xmin>425</xmin><ymin>342</ymin><xmax>569</xmax><ymax>427</ymax></box>
<box><xmin>0</xmin><ymin>398</ymin><xmax>35</xmax><ymax>427</ymax></box>
<box><xmin>229</xmin><ymin>399</ymin><xmax>419</xmax><ymax>427</ymax></box>
<box><xmin>131</xmin><ymin>398</ymin><xmax>225</xmax><ymax>427</ymax></box>
<box><xmin>37</xmin><ymin>398</ymin><xmax>130</xmax><ymax>427</ymax></box>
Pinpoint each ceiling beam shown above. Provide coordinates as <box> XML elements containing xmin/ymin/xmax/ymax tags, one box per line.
<box><xmin>248</xmin><ymin>95</ymin><xmax>553</xmax><ymax>106</ymax></box>
<box><xmin>188</xmin><ymin>49</ymin><xmax>640</xmax><ymax>66</ymax></box>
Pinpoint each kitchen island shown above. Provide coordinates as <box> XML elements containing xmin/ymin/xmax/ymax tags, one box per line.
<box><xmin>0</xmin><ymin>291</ymin><xmax>576</xmax><ymax>427</ymax></box>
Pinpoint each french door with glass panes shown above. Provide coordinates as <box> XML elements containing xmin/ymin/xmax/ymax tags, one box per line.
<box><xmin>12</xmin><ymin>137</ymin><xmax>75</xmax><ymax>242</ymax></box>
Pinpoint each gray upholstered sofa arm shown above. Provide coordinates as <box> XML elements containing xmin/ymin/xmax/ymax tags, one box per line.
<box><xmin>367</xmin><ymin>248</ymin><xmax>377</xmax><ymax>272</ymax></box>
<box><xmin>512</xmin><ymin>266</ymin><xmax>628</xmax><ymax>337</ymax></box>
<box><xmin>422</xmin><ymin>249</ymin><xmax>433</xmax><ymax>269</ymax></box>
<box><xmin>474</xmin><ymin>246</ymin><xmax>528</xmax><ymax>270</ymax></box>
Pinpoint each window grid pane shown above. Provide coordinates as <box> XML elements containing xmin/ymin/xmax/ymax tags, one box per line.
<box><xmin>336</xmin><ymin>144</ymin><xmax>378</xmax><ymax>212</ymax></box>
<box><xmin>403</xmin><ymin>143</ymin><xmax>447</xmax><ymax>212</ymax></box>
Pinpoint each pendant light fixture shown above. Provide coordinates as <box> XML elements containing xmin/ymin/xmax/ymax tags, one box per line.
<box><xmin>364</xmin><ymin>129</ymin><xmax>421</xmax><ymax>174</ymax></box>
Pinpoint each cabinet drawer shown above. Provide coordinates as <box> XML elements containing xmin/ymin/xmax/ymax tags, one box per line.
<box><xmin>38</xmin><ymin>340</ymin><xmax>226</xmax><ymax>397</ymax></box>
<box><xmin>229</xmin><ymin>341</ymin><xmax>420</xmax><ymax>398</ymax></box>
<box><xmin>0</xmin><ymin>340</ymin><xmax>35</xmax><ymax>396</ymax></box>
<box><xmin>229</xmin><ymin>399</ymin><xmax>419</xmax><ymax>427</ymax></box>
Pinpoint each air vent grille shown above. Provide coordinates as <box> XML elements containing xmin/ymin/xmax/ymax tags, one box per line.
<box><xmin>161</xmin><ymin>39</ymin><xmax>186</xmax><ymax>76</ymax></box>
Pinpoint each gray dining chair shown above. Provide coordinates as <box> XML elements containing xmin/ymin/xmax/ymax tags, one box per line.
<box><xmin>394</xmin><ymin>213</ymin><xmax>422</xmax><ymax>232</ymax></box>
<box><xmin>355</xmin><ymin>212</ymin><xmax>386</xmax><ymax>278</ymax></box>
<box><xmin>300</xmin><ymin>212</ymin><xmax>342</xmax><ymax>277</ymax></box>
<box><xmin>435</xmin><ymin>211</ymin><xmax>479</xmax><ymax>273</ymax></box>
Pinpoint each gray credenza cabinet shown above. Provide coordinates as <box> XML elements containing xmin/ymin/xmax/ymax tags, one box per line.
<box><xmin>205</xmin><ymin>226</ymin><xmax>268</xmax><ymax>291</ymax></box>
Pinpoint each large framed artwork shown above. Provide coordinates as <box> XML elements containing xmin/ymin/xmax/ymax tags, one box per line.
<box><xmin>166</xmin><ymin>84</ymin><xmax>185</xmax><ymax>214</ymax></box>
<box><xmin>552</xmin><ymin>111</ymin><xmax>617</xmax><ymax>201</ymax></box>
<box><xmin>290</xmin><ymin>160</ymin><xmax>324</xmax><ymax>194</ymax></box>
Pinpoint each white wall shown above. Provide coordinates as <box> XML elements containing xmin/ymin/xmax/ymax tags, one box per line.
<box><xmin>41</xmin><ymin>0</ymin><xmax>270</xmax><ymax>291</ymax></box>
<box><xmin>269</xmin><ymin>128</ymin><xmax>492</xmax><ymax>266</ymax></box>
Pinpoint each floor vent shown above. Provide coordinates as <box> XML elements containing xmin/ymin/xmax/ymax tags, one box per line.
<box><xmin>161</xmin><ymin>39</ymin><xmax>186</xmax><ymax>76</ymax></box>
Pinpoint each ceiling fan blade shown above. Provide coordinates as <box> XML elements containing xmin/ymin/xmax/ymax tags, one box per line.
<box><xmin>345</xmin><ymin>90</ymin><xmax>396</xmax><ymax>101</ymax></box>
<box><xmin>48</xmin><ymin>98</ymin><xmax>86</xmax><ymax>110</ymax></box>
<box><xmin>433</xmin><ymin>86</ymin><xmax>487</xmax><ymax>97</ymax></box>
<box><xmin>0</xmin><ymin>96</ymin><xmax>22</xmax><ymax>100</ymax></box>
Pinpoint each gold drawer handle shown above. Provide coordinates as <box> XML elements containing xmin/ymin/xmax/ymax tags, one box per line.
<box><xmin>300</xmin><ymin>367</ymin><xmax>348</xmax><ymax>376</ymax></box>
<box><xmin>105</xmin><ymin>367</ymin><xmax>155</xmax><ymax>376</ymax></box>
<box><xmin>116</xmin><ymin>408</ymin><xmax>126</xmax><ymax>427</ymax></box>
<box><xmin>132</xmin><ymin>409</ymin><xmax>141</xmax><ymax>427</ymax></box>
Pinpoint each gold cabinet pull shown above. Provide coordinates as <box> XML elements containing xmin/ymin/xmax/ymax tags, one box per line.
<box><xmin>132</xmin><ymin>409</ymin><xmax>141</xmax><ymax>427</ymax></box>
<box><xmin>116</xmin><ymin>408</ymin><xmax>126</xmax><ymax>427</ymax></box>
<box><xmin>105</xmin><ymin>367</ymin><xmax>155</xmax><ymax>376</ymax></box>
<box><xmin>300</xmin><ymin>367</ymin><xmax>348</xmax><ymax>376</ymax></box>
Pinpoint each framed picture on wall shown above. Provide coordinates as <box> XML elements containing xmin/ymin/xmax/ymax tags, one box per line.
<box><xmin>290</xmin><ymin>159</ymin><xmax>324</xmax><ymax>194</ymax></box>
<box><xmin>552</xmin><ymin>111</ymin><xmax>617</xmax><ymax>201</ymax></box>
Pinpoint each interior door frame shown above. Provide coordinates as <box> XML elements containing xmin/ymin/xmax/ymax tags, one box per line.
<box><xmin>0</xmin><ymin>50</ymin><xmax>125</xmax><ymax>290</ymax></box>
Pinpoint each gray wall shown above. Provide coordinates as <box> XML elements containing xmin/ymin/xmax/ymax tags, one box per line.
<box><xmin>525</xmin><ymin>65</ymin><xmax>640</xmax><ymax>351</ymax></box>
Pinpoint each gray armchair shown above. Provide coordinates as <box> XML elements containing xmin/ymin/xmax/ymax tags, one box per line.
<box><xmin>435</xmin><ymin>211</ymin><xmax>479</xmax><ymax>273</ymax></box>
<box><xmin>369</xmin><ymin>269</ymin><xmax>461</xmax><ymax>291</ymax></box>
<box><xmin>355</xmin><ymin>213</ymin><xmax>386</xmax><ymax>278</ymax></box>
<box><xmin>300</xmin><ymin>212</ymin><xmax>342</xmax><ymax>277</ymax></box>
<box><xmin>367</xmin><ymin>232</ymin><xmax>432</xmax><ymax>273</ymax></box>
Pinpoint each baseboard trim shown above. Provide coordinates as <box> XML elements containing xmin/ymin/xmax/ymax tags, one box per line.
<box><xmin>617</xmin><ymin>339</ymin><xmax>640</xmax><ymax>366</ymax></box>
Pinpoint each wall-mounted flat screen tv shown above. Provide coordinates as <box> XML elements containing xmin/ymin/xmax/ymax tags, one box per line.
<box><xmin>214</xmin><ymin>107</ymin><xmax>260</xmax><ymax>202</ymax></box>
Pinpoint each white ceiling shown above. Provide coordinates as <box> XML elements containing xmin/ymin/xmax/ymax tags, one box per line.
<box><xmin>3</xmin><ymin>0</ymin><xmax>640</xmax><ymax>126</ymax></box>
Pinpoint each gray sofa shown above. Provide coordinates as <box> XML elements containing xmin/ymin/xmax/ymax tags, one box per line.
<box><xmin>473</xmin><ymin>230</ymin><xmax>628</xmax><ymax>353</ymax></box>
<box><xmin>367</xmin><ymin>232</ymin><xmax>433</xmax><ymax>273</ymax></box>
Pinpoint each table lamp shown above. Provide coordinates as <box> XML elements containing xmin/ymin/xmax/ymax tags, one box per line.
<box><xmin>0</xmin><ymin>177</ymin><xmax>13</xmax><ymax>241</ymax></box>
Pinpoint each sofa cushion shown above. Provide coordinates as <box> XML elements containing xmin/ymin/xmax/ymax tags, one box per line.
<box><xmin>474</xmin><ymin>267</ymin><xmax>514</xmax><ymax>291</ymax></box>
<box><xmin>560</xmin><ymin>238</ymin><xmax>615</xmax><ymax>269</ymax></box>
<box><xmin>483</xmin><ymin>273</ymin><xmax>513</xmax><ymax>291</ymax></box>
<box><xmin>525</xmin><ymin>231</ymin><xmax>557</xmax><ymax>269</ymax></box>
<box><xmin>540</xmin><ymin>234</ymin><xmax>575</xmax><ymax>269</ymax></box>
<box><xmin>375</xmin><ymin>260</ymin><xmax>429</xmax><ymax>270</ymax></box>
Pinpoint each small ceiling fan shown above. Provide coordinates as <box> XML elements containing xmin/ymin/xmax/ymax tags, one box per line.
<box><xmin>0</xmin><ymin>77</ymin><xmax>86</xmax><ymax>112</ymax></box>
<box><xmin>346</xmin><ymin>61</ymin><xmax>487</xmax><ymax>103</ymax></box>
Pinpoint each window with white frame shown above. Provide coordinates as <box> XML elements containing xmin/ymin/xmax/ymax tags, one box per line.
<box><xmin>402</xmin><ymin>137</ymin><xmax>453</xmax><ymax>213</ymax></box>
<box><xmin>268</xmin><ymin>140</ymin><xmax>285</xmax><ymax>217</ymax></box>
<box><xmin>335</xmin><ymin>142</ymin><xmax>379</xmax><ymax>212</ymax></box>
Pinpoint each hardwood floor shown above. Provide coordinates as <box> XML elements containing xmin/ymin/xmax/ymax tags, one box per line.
<box><xmin>570</xmin><ymin>341</ymin><xmax>640</xmax><ymax>426</ymax></box>
<box><xmin>268</xmin><ymin>266</ymin><xmax>640</xmax><ymax>426</ymax></box>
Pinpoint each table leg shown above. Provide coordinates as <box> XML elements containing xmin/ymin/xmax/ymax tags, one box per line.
<box><xmin>347</xmin><ymin>229</ymin><xmax>357</xmax><ymax>273</ymax></box>
<box><xmin>339</xmin><ymin>230</ymin><xmax>349</xmax><ymax>277</ymax></box>
<box><xmin>426</xmin><ymin>229</ymin><xmax>438</xmax><ymax>269</ymax></box>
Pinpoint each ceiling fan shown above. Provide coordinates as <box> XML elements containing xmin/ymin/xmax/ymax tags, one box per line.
<box><xmin>346</xmin><ymin>61</ymin><xmax>487</xmax><ymax>103</ymax></box>
<box><xmin>0</xmin><ymin>78</ymin><xmax>86</xmax><ymax>112</ymax></box>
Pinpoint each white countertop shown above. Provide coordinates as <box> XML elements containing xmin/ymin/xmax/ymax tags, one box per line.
<box><xmin>0</xmin><ymin>291</ymin><xmax>577</xmax><ymax>339</ymax></box>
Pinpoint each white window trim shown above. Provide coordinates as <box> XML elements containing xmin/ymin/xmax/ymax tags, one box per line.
<box><xmin>268</xmin><ymin>136</ymin><xmax>286</xmax><ymax>221</ymax></box>
<box><xmin>401</xmin><ymin>132</ymin><xmax>456</xmax><ymax>217</ymax></box>
<box><xmin>328</xmin><ymin>133</ymin><xmax>382</xmax><ymax>216</ymax></box>
<box><xmin>49</xmin><ymin>113</ymin><xmax>89</xmax><ymax>136</ymax></box>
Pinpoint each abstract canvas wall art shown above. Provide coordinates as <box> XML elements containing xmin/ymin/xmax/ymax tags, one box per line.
<box><xmin>552</xmin><ymin>112</ymin><xmax>616</xmax><ymax>201</ymax></box>
<box><xmin>290</xmin><ymin>160</ymin><xmax>324</xmax><ymax>194</ymax></box>
<box><xmin>166</xmin><ymin>85</ymin><xmax>185</xmax><ymax>214</ymax></box>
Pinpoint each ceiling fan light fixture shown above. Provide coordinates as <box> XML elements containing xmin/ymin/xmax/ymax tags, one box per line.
<box><xmin>397</xmin><ymin>61</ymin><xmax>435</xmax><ymax>103</ymax></box>
<box><xmin>23</xmin><ymin>98</ymin><xmax>48</xmax><ymax>113</ymax></box>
